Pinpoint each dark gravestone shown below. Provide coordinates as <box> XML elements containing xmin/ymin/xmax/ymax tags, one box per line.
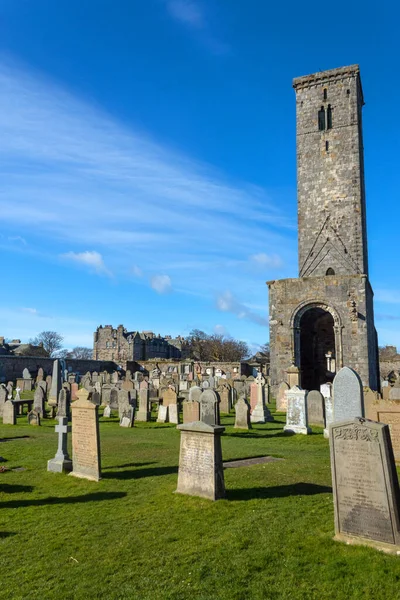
<box><xmin>120</xmin><ymin>407</ymin><xmax>134</xmax><ymax>428</ymax></box>
<box><xmin>27</xmin><ymin>410</ymin><xmax>41</xmax><ymax>426</ymax></box>
<box><xmin>199</xmin><ymin>390</ymin><xmax>219</xmax><ymax>426</ymax></box>
<box><xmin>330</xmin><ymin>417</ymin><xmax>400</xmax><ymax>554</ymax></box>
<box><xmin>34</xmin><ymin>386</ymin><xmax>46</xmax><ymax>417</ymax></box>
<box><xmin>307</xmin><ymin>390</ymin><xmax>325</xmax><ymax>427</ymax></box>
<box><xmin>110</xmin><ymin>388</ymin><xmax>119</xmax><ymax>410</ymax></box>
<box><xmin>333</xmin><ymin>367</ymin><xmax>364</xmax><ymax>422</ymax></box>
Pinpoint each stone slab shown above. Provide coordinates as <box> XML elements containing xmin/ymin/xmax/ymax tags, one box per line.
<box><xmin>70</xmin><ymin>391</ymin><xmax>101</xmax><ymax>481</ymax></box>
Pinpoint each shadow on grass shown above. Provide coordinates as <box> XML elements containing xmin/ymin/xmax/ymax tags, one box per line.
<box><xmin>228</xmin><ymin>482</ymin><xmax>332</xmax><ymax>501</ymax></box>
<box><xmin>0</xmin><ymin>483</ymin><xmax>34</xmax><ymax>494</ymax></box>
<box><xmin>0</xmin><ymin>532</ymin><xmax>16</xmax><ymax>538</ymax></box>
<box><xmin>102</xmin><ymin>461</ymin><xmax>156</xmax><ymax>470</ymax></box>
<box><xmin>0</xmin><ymin>491</ymin><xmax>127</xmax><ymax>509</ymax></box>
<box><xmin>0</xmin><ymin>436</ymin><xmax>31</xmax><ymax>442</ymax></box>
<box><xmin>102</xmin><ymin>465</ymin><xmax>178</xmax><ymax>480</ymax></box>
<box><xmin>225</xmin><ymin>431</ymin><xmax>295</xmax><ymax>439</ymax></box>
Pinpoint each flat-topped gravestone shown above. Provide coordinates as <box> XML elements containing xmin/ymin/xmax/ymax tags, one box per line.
<box><xmin>389</xmin><ymin>381</ymin><xmax>400</xmax><ymax>401</ymax></box>
<box><xmin>168</xmin><ymin>403</ymin><xmax>180</xmax><ymax>425</ymax></box>
<box><xmin>70</xmin><ymin>390</ymin><xmax>101</xmax><ymax>481</ymax></box>
<box><xmin>333</xmin><ymin>367</ymin><xmax>364</xmax><ymax>422</ymax></box>
<box><xmin>284</xmin><ymin>387</ymin><xmax>310</xmax><ymax>435</ymax></box>
<box><xmin>136</xmin><ymin>389</ymin><xmax>150</xmax><ymax>422</ymax></box>
<box><xmin>28</xmin><ymin>410</ymin><xmax>40</xmax><ymax>426</ymax></box>
<box><xmin>3</xmin><ymin>400</ymin><xmax>16</xmax><ymax>425</ymax></box>
<box><xmin>364</xmin><ymin>391</ymin><xmax>400</xmax><ymax>462</ymax></box>
<box><xmin>120</xmin><ymin>407</ymin><xmax>134</xmax><ymax>428</ymax></box>
<box><xmin>109</xmin><ymin>388</ymin><xmax>119</xmax><ymax>410</ymax></box>
<box><xmin>157</xmin><ymin>404</ymin><xmax>168</xmax><ymax>423</ymax></box>
<box><xmin>182</xmin><ymin>401</ymin><xmax>200</xmax><ymax>423</ymax></box>
<box><xmin>307</xmin><ymin>390</ymin><xmax>325</xmax><ymax>427</ymax></box>
<box><xmin>163</xmin><ymin>388</ymin><xmax>177</xmax><ymax>407</ymax></box>
<box><xmin>219</xmin><ymin>388</ymin><xmax>230</xmax><ymax>414</ymax></box>
<box><xmin>199</xmin><ymin>390</ymin><xmax>219</xmax><ymax>426</ymax></box>
<box><xmin>176</xmin><ymin>421</ymin><xmax>225</xmax><ymax>501</ymax></box>
<box><xmin>330</xmin><ymin>418</ymin><xmax>400</xmax><ymax>554</ymax></box>
<box><xmin>48</xmin><ymin>416</ymin><xmax>72</xmax><ymax>473</ymax></box>
<box><xmin>234</xmin><ymin>397</ymin><xmax>251</xmax><ymax>429</ymax></box>
<box><xmin>276</xmin><ymin>382</ymin><xmax>290</xmax><ymax>412</ymax></box>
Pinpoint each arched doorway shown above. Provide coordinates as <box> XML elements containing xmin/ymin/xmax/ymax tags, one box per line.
<box><xmin>299</xmin><ymin>307</ymin><xmax>336</xmax><ymax>390</ymax></box>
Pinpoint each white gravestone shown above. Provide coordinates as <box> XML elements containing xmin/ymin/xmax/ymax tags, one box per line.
<box><xmin>283</xmin><ymin>386</ymin><xmax>310</xmax><ymax>435</ymax></box>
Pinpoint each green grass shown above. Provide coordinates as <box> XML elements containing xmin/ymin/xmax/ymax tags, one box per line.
<box><xmin>1</xmin><ymin>405</ymin><xmax>400</xmax><ymax>600</ymax></box>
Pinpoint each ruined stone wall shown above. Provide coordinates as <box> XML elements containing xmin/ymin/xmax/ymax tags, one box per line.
<box><xmin>0</xmin><ymin>356</ymin><xmax>115</xmax><ymax>383</ymax></box>
<box><xmin>294</xmin><ymin>65</ymin><xmax>368</xmax><ymax>278</ymax></box>
<box><xmin>268</xmin><ymin>274</ymin><xmax>378</xmax><ymax>394</ymax></box>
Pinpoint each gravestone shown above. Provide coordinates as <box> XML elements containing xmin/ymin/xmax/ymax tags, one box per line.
<box><xmin>15</xmin><ymin>387</ymin><xmax>21</xmax><ymax>401</ymax></box>
<box><xmin>120</xmin><ymin>407</ymin><xmax>134</xmax><ymax>428</ymax></box>
<box><xmin>333</xmin><ymin>367</ymin><xmax>364</xmax><ymax>422</ymax></box>
<box><xmin>234</xmin><ymin>397</ymin><xmax>251</xmax><ymax>429</ymax></box>
<box><xmin>163</xmin><ymin>388</ymin><xmax>177</xmax><ymax>407</ymax></box>
<box><xmin>47</xmin><ymin>417</ymin><xmax>72</xmax><ymax>473</ymax></box>
<box><xmin>101</xmin><ymin>384</ymin><xmax>112</xmax><ymax>406</ymax></box>
<box><xmin>199</xmin><ymin>390</ymin><xmax>219</xmax><ymax>426</ymax></box>
<box><xmin>49</xmin><ymin>359</ymin><xmax>62</xmax><ymax>407</ymax></box>
<box><xmin>22</xmin><ymin>368</ymin><xmax>31</xmax><ymax>379</ymax></box>
<box><xmin>182</xmin><ymin>401</ymin><xmax>200</xmax><ymax>423</ymax></box>
<box><xmin>189</xmin><ymin>386</ymin><xmax>202</xmax><ymax>403</ymax></box>
<box><xmin>276</xmin><ymin>382</ymin><xmax>290</xmax><ymax>412</ymax></box>
<box><xmin>91</xmin><ymin>390</ymin><xmax>101</xmax><ymax>406</ymax></box>
<box><xmin>323</xmin><ymin>395</ymin><xmax>334</xmax><ymax>439</ymax></box>
<box><xmin>118</xmin><ymin>389</ymin><xmax>131</xmax><ymax>418</ymax></box>
<box><xmin>364</xmin><ymin>391</ymin><xmax>400</xmax><ymax>462</ymax></box>
<box><xmin>27</xmin><ymin>410</ymin><xmax>41</xmax><ymax>426</ymax></box>
<box><xmin>249</xmin><ymin>383</ymin><xmax>258</xmax><ymax>413</ymax></box>
<box><xmin>45</xmin><ymin>375</ymin><xmax>52</xmax><ymax>396</ymax></box>
<box><xmin>283</xmin><ymin>387</ymin><xmax>310</xmax><ymax>435</ymax></box>
<box><xmin>219</xmin><ymin>388</ymin><xmax>230</xmax><ymax>414</ymax></box>
<box><xmin>0</xmin><ymin>384</ymin><xmax>7</xmax><ymax>417</ymax></box>
<box><xmin>168</xmin><ymin>403</ymin><xmax>180</xmax><ymax>425</ymax></box>
<box><xmin>6</xmin><ymin>382</ymin><xmax>13</xmax><ymax>400</ymax></box>
<box><xmin>36</xmin><ymin>368</ymin><xmax>44</xmax><ymax>382</ymax></box>
<box><xmin>103</xmin><ymin>405</ymin><xmax>111</xmax><ymax>418</ymax></box>
<box><xmin>389</xmin><ymin>380</ymin><xmax>400</xmax><ymax>401</ymax></box>
<box><xmin>57</xmin><ymin>388</ymin><xmax>70</xmax><ymax>420</ymax></box>
<box><xmin>110</xmin><ymin>388</ymin><xmax>119</xmax><ymax>410</ymax></box>
<box><xmin>34</xmin><ymin>385</ymin><xmax>46</xmax><ymax>417</ymax></box>
<box><xmin>70</xmin><ymin>390</ymin><xmax>101</xmax><ymax>481</ymax></box>
<box><xmin>71</xmin><ymin>382</ymin><xmax>79</xmax><ymax>401</ymax></box>
<box><xmin>157</xmin><ymin>404</ymin><xmax>168</xmax><ymax>423</ymax></box>
<box><xmin>136</xmin><ymin>389</ymin><xmax>150</xmax><ymax>422</ymax></box>
<box><xmin>330</xmin><ymin>417</ymin><xmax>400</xmax><ymax>554</ymax></box>
<box><xmin>251</xmin><ymin>376</ymin><xmax>273</xmax><ymax>424</ymax></box>
<box><xmin>176</xmin><ymin>421</ymin><xmax>226</xmax><ymax>501</ymax></box>
<box><xmin>3</xmin><ymin>400</ymin><xmax>16</xmax><ymax>425</ymax></box>
<box><xmin>307</xmin><ymin>390</ymin><xmax>325</xmax><ymax>427</ymax></box>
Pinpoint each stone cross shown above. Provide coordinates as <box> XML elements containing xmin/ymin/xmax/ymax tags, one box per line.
<box><xmin>47</xmin><ymin>417</ymin><xmax>72</xmax><ymax>473</ymax></box>
<box><xmin>15</xmin><ymin>387</ymin><xmax>21</xmax><ymax>401</ymax></box>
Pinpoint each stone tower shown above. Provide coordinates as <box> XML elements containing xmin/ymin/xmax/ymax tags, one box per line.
<box><xmin>268</xmin><ymin>65</ymin><xmax>379</xmax><ymax>394</ymax></box>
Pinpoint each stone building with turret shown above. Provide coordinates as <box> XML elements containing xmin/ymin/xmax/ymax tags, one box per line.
<box><xmin>268</xmin><ymin>65</ymin><xmax>379</xmax><ymax>394</ymax></box>
<box><xmin>93</xmin><ymin>325</ymin><xmax>189</xmax><ymax>367</ymax></box>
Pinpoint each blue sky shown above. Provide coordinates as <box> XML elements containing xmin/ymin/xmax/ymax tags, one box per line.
<box><xmin>0</xmin><ymin>0</ymin><xmax>398</xmax><ymax>353</ymax></box>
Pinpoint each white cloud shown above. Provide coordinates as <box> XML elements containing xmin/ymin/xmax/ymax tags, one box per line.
<box><xmin>151</xmin><ymin>274</ymin><xmax>172</xmax><ymax>294</ymax></box>
<box><xmin>166</xmin><ymin>0</ymin><xmax>204</xmax><ymax>28</ymax></box>
<box><xmin>131</xmin><ymin>265</ymin><xmax>143</xmax><ymax>278</ymax></box>
<box><xmin>8</xmin><ymin>235</ymin><xmax>27</xmax><ymax>245</ymax></box>
<box><xmin>216</xmin><ymin>290</ymin><xmax>269</xmax><ymax>327</ymax></box>
<box><xmin>21</xmin><ymin>307</ymin><xmax>38</xmax><ymax>315</ymax></box>
<box><xmin>249</xmin><ymin>253</ymin><xmax>283</xmax><ymax>269</ymax></box>
<box><xmin>61</xmin><ymin>251</ymin><xmax>112</xmax><ymax>276</ymax></box>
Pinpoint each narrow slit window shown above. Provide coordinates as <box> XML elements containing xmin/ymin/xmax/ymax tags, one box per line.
<box><xmin>325</xmin><ymin>141</ymin><xmax>329</xmax><ymax>151</ymax></box>
<box><xmin>327</xmin><ymin>104</ymin><xmax>332</xmax><ymax>129</ymax></box>
<box><xmin>318</xmin><ymin>106</ymin><xmax>326</xmax><ymax>131</ymax></box>
<box><xmin>323</xmin><ymin>88</ymin><xmax>327</xmax><ymax>100</ymax></box>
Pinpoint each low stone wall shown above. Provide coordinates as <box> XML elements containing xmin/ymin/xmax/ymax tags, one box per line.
<box><xmin>0</xmin><ymin>355</ymin><xmax>117</xmax><ymax>382</ymax></box>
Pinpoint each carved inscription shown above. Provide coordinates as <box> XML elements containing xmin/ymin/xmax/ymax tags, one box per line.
<box><xmin>71</xmin><ymin>405</ymin><xmax>100</xmax><ymax>480</ymax></box>
<box><xmin>177</xmin><ymin>432</ymin><xmax>214</xmax><ymax>497</ymax></box>
<box><xmin>333</xmin><ymin>426</ymin><xmax>395</xmax><ymax>544</ymax></box>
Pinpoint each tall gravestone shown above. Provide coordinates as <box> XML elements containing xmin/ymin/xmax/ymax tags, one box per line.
<box><xmin>34</xmin><ymin>385</ymin><xmax>46</xmax><ymax>417</ymax></box>
<box><xmin>136</xmin><ymin>389</ymin><xmax>150</xmax><ymax>422</ymax></box>
<box><xmin>70</xmin><ymin>390</ymin><xmax>101</xmax><ymax>481</ymax></box>
<box><xmin>330</xmin><ymin>417</ymin><xmax>400</xmax><ymax>554</ymax></box>
<box><xmin>57</xmin><ymin>388</ymin><xmax>70</xmax><ymax>420</ymax></box>
<box><xmin>199</xmin><ymin>390</ymin><xmax>219</xmax><ymax>426</ymax></box>
<box><xmin>0</xmin><ymin>384</ymin><xmax>7</xmax><ymax>417</ymax></box>
<box><xmin>307</xmin><ymin>390</ymin><xmax>325</xmax><ymax>427</ymax></box>
<box><xmin>176</xmin><ymin>421</ymin><xmax>225</xmax><ymax>500</ymax></box>
<box><xmin>234</xmin><ymin>397</ymin><xmax>251</xmax><ymax>430</ymax></box>
<box><xmin>47</xmin><ymin>416</ymin><xmax>72</xmax><ymax>473</ymax></box>
<box><xmin>283</xmin><ymin>387</ymin><xmax>310</xmax><ymax>435</ymax></box>
<box><xmin>49</xmin><ymin>359</ymin><xmax>62</xmax><ymax>409</ymax></box>
<box><xmin>333</xmin><ymin>367</ymin><xmax>364</xmax><ymax>422</ymax></box>
<box><xmin>3</xmin><ymin>400</ymin><xmax>16</xmax><ymax>425</ymax></box>
<box><xmin>321</xmin><ymin>384</ymin><xmax>334</xmax><ymax>439</ymax></box>
<box><xmin>251</xmin><ymin>376</ymin><xmax>273</xmax><ymax>424</ymax></box>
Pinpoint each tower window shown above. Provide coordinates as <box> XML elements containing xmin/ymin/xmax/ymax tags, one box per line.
<box><xmin>327</xmin><ymin>104</ymin><xmax>333</xmax><ymax>129</ymax></box>
<box><xmin>318</xmin><ymin>106</ymin><xmax>326</xmax><ymax>131</ymax></box>
<box><xmin>326</xmin><ymin>268</ymin><xmax>335</xmax><ymax>276</ymax></box>
<box><xmin>323</xmin><ymin>88</ymin><xmax>327</xmax><ymax>100</ymax></box>
<box><xmin>325</xmin><ymin>141</ymin><xmax>329</xmax><ymax>151</ymax></box>
<box><xmin>347</xmin><ymin>89</ymin><xmax>350</xmax><ymax>95</ymax></box>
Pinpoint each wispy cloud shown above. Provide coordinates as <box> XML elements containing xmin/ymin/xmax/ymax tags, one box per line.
<box><xmin>151</xmin><ymin>274</ymin><xmax>172</xmax><ymax>294</ymax></box>
<box><xmin>131</xmin><ymin>265</ymin><xmax>143</xmax><ymax>278</ymax></box>
<box><xmin>0</xmin><ymin>58</ymin><xmax>295</xmax><ymax>331</ymax></box>
<box><xmin>249</xmin><ymin>253</ymin><xmax>283</xmax><ymax>269</ymax></box>
<box><xmin>216</xmin><ymin>290</ymin><xmax>269</xmax><ymax>327</ymax></box>
<box><xmin>165</xmin><ymin>1</ymin><xmax>230</xmax><ymax>55</ymax></box>
<box><xmin>375</xmin><ymin>290</ymin><xmax>400</xmax><ymax>304</ymax></box>
<box><xmin>60</xmin><ymin>251</ymin><xmax>112</xmax><ymax>277</ymax></box>
<box><xmin>21</xmin><ymin>307</ymin><xmax>39</xmax><ymax>315</ymax></box>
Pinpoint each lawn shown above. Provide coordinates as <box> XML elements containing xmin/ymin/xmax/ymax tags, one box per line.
<box><xmin>0</xmin><ymin>404</ymin><xmax>399</xmax><ymax>600</ymax></box>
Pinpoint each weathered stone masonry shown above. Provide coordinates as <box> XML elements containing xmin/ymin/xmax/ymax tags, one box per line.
<box><xmin>268</xmin><ymin>65</ymin><xmax>379</xmax><ymax>394</ymax></box>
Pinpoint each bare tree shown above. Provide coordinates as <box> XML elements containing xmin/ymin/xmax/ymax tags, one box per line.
<box><xmin>186</xmin><ymin>330</ymin><xmax>248</xmax><ymax>362</ymax></box>
<box><xmin>67</xmin><ymin>347</ymin><xmax>93</xmax><ymax>360</ymax></box>
<box><xmin>29</xmin><ymin>331</ymin><xmax>64</xmax><ymax>357</ymax></box>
